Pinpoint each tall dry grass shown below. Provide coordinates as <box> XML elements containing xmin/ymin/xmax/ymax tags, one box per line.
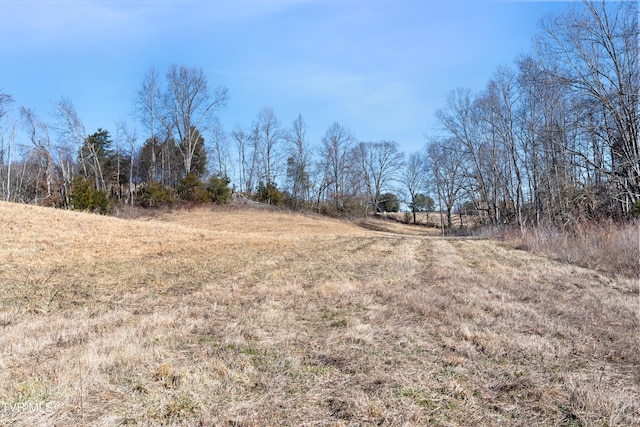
<box><xmin>501</xmin><ymin>220</ymin><xmax>640</xmax><ymax>278</ymax></box>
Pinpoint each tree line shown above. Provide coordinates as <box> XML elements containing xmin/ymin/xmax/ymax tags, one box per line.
<box><xmin>428</xmin><ymin>0</ymin><xmax>638</xmax><ymax>228</ymax></box>
<box><xmin>0</xmin><ymin>0</ymin><xmax>636</xmax><ymax>228</ymax></box>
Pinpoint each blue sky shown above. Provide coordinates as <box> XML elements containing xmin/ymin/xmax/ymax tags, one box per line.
<box><xmin>1</xmin><ymin>0</ymin><xmax>569</xmax><ymax>154</ymax></box>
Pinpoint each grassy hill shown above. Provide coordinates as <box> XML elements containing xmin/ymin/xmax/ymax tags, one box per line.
<box><xmin>0</xmin><ymin>202</ymin><xmax>638</xmax><ymax>425</ymax></box>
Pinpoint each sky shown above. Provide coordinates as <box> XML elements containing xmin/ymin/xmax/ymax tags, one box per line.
<box><xmin>0</xmin><ymin>0</ymin><xmax>570</xmax><ymax>155</ymax></box>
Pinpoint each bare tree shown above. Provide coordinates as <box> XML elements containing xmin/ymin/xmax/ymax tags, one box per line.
<box><xmin>352</xmin><ymin>140</ymin><xmax>405</xmax><ymax>214</ymax></box>
<box><xmin>285</xmin><ymin>114</ymin><xmax>312</xmax><ymax>207</ymax></box>
<box><xmin>0</xmin><ymin>93</ymin><xmax>15</xmax><ymax>201</ymax></box>
<box><xmin>309</xmin><ymin>149</ymin><xmax>333</xmax><ymax>210</ymax></box>
<box><xmin>403</xmin><ymin>151</ymin><xmax>425</xmax><ymax>224</ymax></box>
<box><xmin>537</xmin><ymin>0</ymin><xmax>639</xmax><ymax>215</ymax></box>
<box><xmin>426</xmin><ymin>137</ymin><xmax>466</xmax><ymax>230</ymax></box>
<box><xmin>163</xmin><ymin>64</ymin><xmax>228</xmax><ymax>176</ymax></box>
<box><xmin>232</xmin><ymin>126</ymin><xmax>259</xmax><ymax>195</ymax></box>
<box><xmin>516</xmin><ymin>55</ymin><xmax>579</xmax><ymax>224</ymax></box>
<box><xmin>116</xmin><ymin>120</ymin><xmax>137</xmax><ymax>204</ymax></box>
<box><xmin>210</xmin><ymin>116</ymin><xmax>229</xmax><ymax>178</ymax></box>
<box><xmin>320</xmin><ymin>122</ymin><xmax>356</xmax><ymax>210</ymax></box>
<box><xmin>479</xmin><ymin>68</ymin><xmax>525</xmax><ymax>226</ymax></box>
<box><xmin>437</xmin><ymin>88</ymin><xmax>495</xmax><ymax>222</ymax></box>
<box><xmin>135</xmin><ymin>66</ymin><xmax>161</xmax><ymax>182</ymax></box>
<box><xmin>2</xmin><ymin>125</ymin><xmax>17</xmax><ymax>202</ymax></box>
<box><xmin>21</xmin><ymin>107</ymin><xmax>56</xmax><ymax>203</ymax></box>
<box><xmin>53</xmin><ymin>97</ymin><xmax>90</xmax><ymax>182</ymax></box>
<box><xmin>254</xmin><ymin>106</ymin><xmax>284</xmax><ymax>186</ymax></box>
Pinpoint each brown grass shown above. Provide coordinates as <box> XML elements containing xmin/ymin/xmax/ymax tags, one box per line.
<box><xmin>500</xmin><ymin>220</ymin><xmax>640</xmax><ymax>278</ymax></box>
<box><xmin>0</xmin><ymin>201</ymin><xmax>638</xmax><ymax>426</ymax></box>
<box><xmin>386</xmin><ymin>211</ymin><xmax>477</xmax><ymax>229</ymax></box>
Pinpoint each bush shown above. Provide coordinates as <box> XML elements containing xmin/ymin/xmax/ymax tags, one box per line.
<box><xmin>256</xmin><ymin>182</ymin><xmax>283</xmax><ymax>205</ymax></box>
<box><xmin>342</xmin><ymin>198</ymin><xmax>367</xmax><ymax>217</ymax></box>
<box><xmin>403</xmin><ymin>211</ymin><xmax>412</xmax><ymax>223</ymax></box>
<box><xmin>68</xmin><ymin>176</ymin><xmax>109</xmax><ymax>214</ymax></box>
<box><xmin>318</xmin><ymin>203</ymin><xmax>339</xmax><ymax>217</ymax></box>
<box><xmin>176</xmin><ymin>173</ymin><xmax>209</xmax><ymax>202</ymax></box>
<box><xmin>378</xmin><ymin>193</ymin><xmax>400</xmax><ymax>212</ymax></box>
<box><xmin>137</xmin><ymin>182</ymin><xmax>175</xmax><ymax>207</ymax></box>
<box><xmin>206</xmin><ymin>175</ymin><xmax>232</xmax><ymax>204</ymax></box>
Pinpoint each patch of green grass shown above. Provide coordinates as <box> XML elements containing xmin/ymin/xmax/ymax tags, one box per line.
<box><xmin>116</xmin><ymin>414</ymin><xmax>138</xmax><ymax>426</ymax></box>
<box><xmin>322</xmin><ymin>309</ymin><xmax>349</xmax><ymax>328</ymax></box>
<box><xmin>397</xmin><ymin>387</ymin><xmax>449</xmax><ymax>410</ymax></box>
<box><xmin>162</xmin><ymin>394</ymin><xmax>199</xmax><ymax>422</ymax></box>
<box><xmin>12</xmin><ymin>379</ymin><xmax>54</xmax><ymax>403</ymax></box>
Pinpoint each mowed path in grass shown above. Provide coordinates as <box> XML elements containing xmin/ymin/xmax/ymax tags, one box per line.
<box><xmin>0</xmin><ymin>201</ymin><xmax>638</xmax><ymax>426</ymax></box>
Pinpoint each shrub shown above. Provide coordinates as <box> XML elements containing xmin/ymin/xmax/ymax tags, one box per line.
<box><xmin>206</xmin><ymin>175</ymin><xmax>232</xmax><ymax>204</ymax></box>
<box><xmin>319</xmin><ymin>203</ymin><xmax>339</xmax><ymax>217</ymax></box>
<box><xmin>342</xmin><ymin>198</ymin><xmax>367</xmax><ymax>217</ymax></box>
<box><xmin>68</xmin><ymin>176</ymin><xmax>109</xmax><ymax>214</ymax></box>
<box><xmin>176</xmin><ymin>173</ymin><xmax>209</xmax><ymax>202</ymax></box>
<box><xmin>256</xmin><ymin>182</ymin><xmax>283</xmax><ymax>205</ymax></box>
<box><xmin>378</xmin><ymin>193</ymin><xmax>400</xmax><ymax>212</ymax></box>
<box><xmin>137</xmin><ymin>182</ymin><xmax>175</xmax><ymax>208</ymax></box>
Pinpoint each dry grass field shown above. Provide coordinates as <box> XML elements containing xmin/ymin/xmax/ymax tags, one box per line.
<box><xmin>0</xmin><ymin>201</ymin><xmax>638</xmax><ymax>426</ymax></box>
<box><xmin>385</xmin><ymin>212</ymin><xmax>475</xmax><ymax>230</ymax></box>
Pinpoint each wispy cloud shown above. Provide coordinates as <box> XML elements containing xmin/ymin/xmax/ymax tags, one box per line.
<box><xmin>1</xmin><ymin>1</ymin><xmax>133</xmax><ymax>45</ymax></box>
<box><xmin>1</xmin><ymin>0</ymin><xmax>323</xmax><ymax>48</ymax></box>
<box><xmin>281</xmin><ymin>66</ymin><xmax>423</xmax><ymax>140</ymax></box>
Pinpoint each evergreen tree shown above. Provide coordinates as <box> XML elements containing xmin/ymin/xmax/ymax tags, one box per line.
<box><xmin>79</xmin><ymin>129</ymin><xmax>122</xmax><ymax>193</ymax></box>
<box><xmin>410</xmin><ymin>194</ymin><xmax>435</xmax><ymax>212</ymax></box>
<box><xmin>378</xmin><ymin>192</ymin><xmax>400</xmax><ymax>212</ymax></box>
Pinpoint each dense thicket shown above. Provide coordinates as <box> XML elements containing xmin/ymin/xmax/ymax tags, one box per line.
<box><xmin>0</xmin><ymin>1</ymin><xmax>636</xmax><ymax>225</ymax></box>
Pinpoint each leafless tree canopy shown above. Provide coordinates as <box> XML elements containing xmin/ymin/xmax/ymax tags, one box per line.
<box><xmin>427</xmin><ymin>0</ymin><xmax>639</xmax><ymax>226</ymax></box>
<box><xmin>163</xmin><ymin>64</ymin><xmax>229</xmax><ymax>176</ymax></box>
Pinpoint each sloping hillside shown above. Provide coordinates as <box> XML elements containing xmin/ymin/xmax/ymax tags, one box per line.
<box><xmin>0</xmin><ymin>202</ymin><xmax>638</xmax><ymax>425</ymax></box>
